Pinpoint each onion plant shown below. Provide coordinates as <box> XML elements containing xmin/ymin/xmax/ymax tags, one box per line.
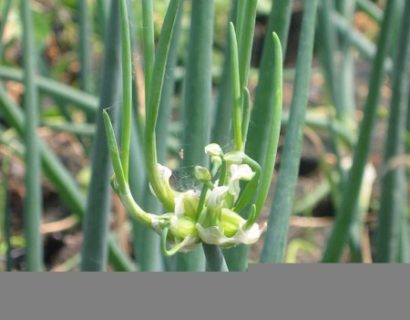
<box><xmin>0</xmin><ymin>0</ymin><xmax>409</xmax><ymax>271</ymax></box>
<box><xmin>103</xmin><ymin>0</ymin><xmax>282</xmax><ymax>271</ymax></box>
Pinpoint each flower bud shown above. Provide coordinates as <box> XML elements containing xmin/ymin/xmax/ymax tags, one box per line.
<box><xmin>169</xmin><ymin>216</ymin><xmax>198</xmax><ymax>239</ymax></box>
<box><xmin>194</xmin><ymin>165</ymin><xmax>212</xmax><ymax>182</ymax></box>
<box><xmin>174</xmin><ymin>190</ymin><xmax>200</xmax><ymax>220</ymax></box>
<box><xmin>205</xmin><ymin>143</ymin><xmax>223</xmax><ymax>157</ymax></box>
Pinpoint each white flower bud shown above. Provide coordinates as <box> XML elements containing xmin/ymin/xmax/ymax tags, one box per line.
<box><xmin>205</xmin><ymin>143</ymin><xmax>223</xmax><ymax>157</ymax></box>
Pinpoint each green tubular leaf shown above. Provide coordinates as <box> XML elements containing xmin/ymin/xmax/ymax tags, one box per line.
<box><xmin>103</xmin><ymin>111</ymin><xmax>126</xmax><ymax>192</ymax></box>
<box><xmin>211</xmin><ymin>1</ymin><xmax>237</xmax><ymax>146</ymax></box>
<box><xmin>119</xmin><ymin>0</ymin><xmax>133</xmax><ymax>181</ymax></box>
<box><xmin>142</xmin><ymin>0</ymin><xmax>155</xmax><ymax>96</ymax></box>
<box><xmin>145</xmin><ymin>0</ymin><xmax>182</xmax><ymax>211</ymax></box>
<box><xmin>260</xmin><ymin>0</ymin><xmax>320</xmax><ymax>264</ymax></box>
<box><xmin>246</xmin><ymin>0</ymin><xmax>292</xmax><ymax>168</ymax></box>
<box><xmin>20</xmin><ymin>0</ymin><xmax>43</xmax><ymax>271</ymax></box>
<box><xmin>78</xmin><ymin>0</ymin><xmax>93</xmax><ymax>95</ymax></box>
<box><xmin>317</xmin><ymin>0</ymin><xmax>342</xmax><ymax>119</ymax></box>
<box><xmin>229</xmin><ymin>23</ymin><xmax>243</xmax><ymax>151</ymax></box>
<box><xmin>96</xmin><ymin>0</ymin><xmax>108</xmax><ymax>38</ymax></box>
<box><xmin>81</xmin><ymin>0</ymin><xmax>127</xmax><ymax>271</ymax></box>
<box><xmin>375</xmin><ymin>0</ymin><xmax>410</xmax><ymax>262</ymax></box>
<box><xmin>235</xmin><ymin>0</ymin><xmax>246</xmax><ymax>43</ymax></box>
<box><xmin>236</xmin><ymin>0</ymin><xmax>257</xmax><ymax>91</ymax></box>
<box><xmin>0</xmin><ymin>66</ymin><xmax>98</xmax><ymax>114</ymax></box>
<box><xmin>322</xmin><ymin>0</ymin><xmax>398</xmax><ymax>262</ymax></box>
<box><xmin>337</xmin><ymin>0</ymin><xmax>357</xmax><ymax>123</ymax></box>
<box><xmin>253</xmin><ymin>32</ymin><xmax>283</xmax><ymax>219</ymax></box>
<box><xmin>0</xmin><ymin>86</ymin><xmax>134</xmax><ymax>272</ymax></box>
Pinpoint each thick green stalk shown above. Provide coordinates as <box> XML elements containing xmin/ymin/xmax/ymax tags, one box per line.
<box><xmin>0</xmin><ymin>66</ymin><xmax>97</xmax><ymax>114</ymax></box>
<box><xmin>339</xmin><ymin>1</ymin><xmax>362</xmax><ymax>259</ymax></box>
<box><xmin>144</xmin><ymin>0</ymin><xmax>182</xmax><ymax>211</ymax></box>
<box><xmin>20</xmin><ymin>0</ymin><xmax>43</xmax><ymax>271</ymax></box>
<box><xmin>81</xmin><ymin>0</ymin><xmax>122</xmax><ymax>271</ymax></box>
<box><xmin>96</xmin><ymin>0</ymin><xmax>109</xmax><ymax>38</ymax></box>
<box><xmin>224</xmin><ymin>0</ymin><xmax>293</xmax><ymax>271</ymax></box>
<box><xmin>322</xmin><ymin>0</ymin><xmax>398</xmax><ymax>262</ymax></box>
<box><xmin>260</xmin><ymin>0</ymin><xmax>319</xmax><ymax>263</ymax></box>
<box><xmin>142</xmin><ymin>0</ymin><xmax>155</xmax><ymax>97</ymax></box>
<box><xmin>0</xmin><ymin>86</ymin><xmax>134</xmax><ymax>271</ymax></box>
<box><xmin>78</xmin><ymin>0</ymin><xmax>93</xmax><ymax>95</ymax></box>
<box><xmin>177</xmin><ymin>0</ymin><xmax>214</xmax><ymax>272</ymax></box>
<box><xmin>375</xmin><ymin>0</ymin><xmax>410</xmax><ymax>262</ymax></box>
<box><xmin>0</xmin><ymin>0</ymin><xmax>12</xmax><ymax>58</ymax></box>
<box><xmin>203</xmin><ymin>244</ymin><xmax>228</xmax><ymax>272</ymax></box>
